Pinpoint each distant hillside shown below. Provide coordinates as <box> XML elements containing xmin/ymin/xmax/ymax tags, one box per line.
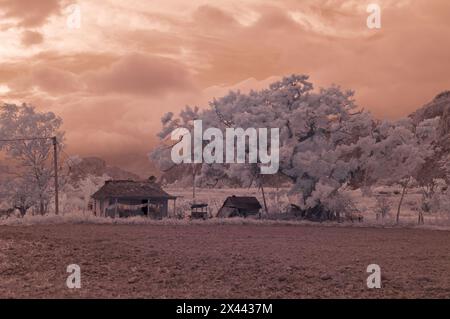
<box><xmin>409</xmin><ymin>90</ymin><xmax>450</xmax><ymax>149</ymax></box>
<box><xmin>69</xmin><ymin>156</ymin><xmax>140</xmax><ymax>181</ymax></box>
<box><xmin>410</xmin><ymin>91</ymin><xmax>450</xmax><ymax>125</ymax></box>
<box><xmin>410</xmin><ymin>91</ymin><xmax>450</xmax><ymax>182</ymax></box>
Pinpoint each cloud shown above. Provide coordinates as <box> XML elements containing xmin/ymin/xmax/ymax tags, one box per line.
<box><xmin>0</xmin><ymin>84</ymin><xmax>10</xmax><ymax>95</ymax></box>
<box><xmin>21</xmin><ymin>30</ymin><xmax>44</xmax><ymax>46</ymax></box>
<box><xmin>192</xmin><ymin>5</ymin><xmax>238</xmax><ymax>27</ymax></box>
<box><xmin>0</xmin><ymin>0</ymin><xmax>64</xmax><ymax>27</ymax></box>
<box><xmin>1</xmin><ymin>0</ymin><xmax>450</xmax><ymax>175</ymax></box>
<box><xmin>84</xmin><ymin>54</ymin><xmax>196</xmax><ymax>96</ymax></box>
<box><xmin>31</xmin><ymin>66</ymin><xmax>80</xmax><ymax>94</ymax></box>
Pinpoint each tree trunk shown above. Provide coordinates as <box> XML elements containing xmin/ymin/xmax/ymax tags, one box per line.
<box><xmin>396</xmin><ymin>183</ymin><xmax>408</xmax><ymax>224</ymax></box>
<box><xmin>418</xmin><ymin>211</ymin><xmax>424</xmax><ymax>225</ymax></box>
<box><xmin>276</xmin><ymin>174</ymin><xmax>280</xmax><ymax>207</ymax></box>
<box><xmin>260</xmin><ymin>180</ymin><xmax>268</xmax><ymax>216</ymax></box>
<box><xmin>19</xmin><ymin>207</ymin><xmax>27</xmax><ymax>218</ymax></box>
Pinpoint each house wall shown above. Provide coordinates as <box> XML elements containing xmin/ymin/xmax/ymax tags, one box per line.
<box><xmin>161</xmin><ymin>201</ymin><xmax>168</xmax><ymax>217</ymax></box>
<box><xmin>217</xmin><ymin>206</ymin><xmax>260</xmax><ymax>218</ymax></box>
<box><xmin>217</xmin><ymin>206</ymin><xmax>237</xmax><ymax>218</ymax></box>
<box><xmin>95</xmin><ymin>197</ymin><xmax>170</xmax><ymax>219</ymax></box>
<box><xmin>146</xmin><ymin>199</ymin><xmax>168</xmax><ymax>219</ymax></box>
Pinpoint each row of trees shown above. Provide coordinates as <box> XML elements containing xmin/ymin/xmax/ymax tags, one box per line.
<box><xmin>151</xmin><ymin>74</ymin><xmax>448</xmax><ymax>223</ymax></box>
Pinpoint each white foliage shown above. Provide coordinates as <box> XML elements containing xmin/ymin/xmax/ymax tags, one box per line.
<box><xmin>151</xmin><ymin>75</ymin><xmax>375</xmax><ymax>210</ymax></box>
<box><xmin>0</xmin><ymin>103</ymin><xmax>64</xmax><ymax>215</ymax></box>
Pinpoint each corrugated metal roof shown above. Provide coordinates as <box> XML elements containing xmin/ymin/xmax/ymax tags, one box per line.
<box><xmin>222</xmin><ymin>196</ymin><xmax>262</xmax><ymax>210</ymax></box>
<box><xmin>92</xmin><ymin>180</ymin><xmax>176</xmax><ymax>200</ymax></box>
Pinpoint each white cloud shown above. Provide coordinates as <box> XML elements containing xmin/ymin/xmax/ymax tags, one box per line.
<box><xmin>0</xmin><ymin>85</ymin><xmax>11</xmax><ymax>94</ymax></box>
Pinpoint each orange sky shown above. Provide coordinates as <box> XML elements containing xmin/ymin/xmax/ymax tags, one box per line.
<box><xmin>1</xmin><ymin>0</ymin><xmax>450</xmax><ymax>176</ymax></box>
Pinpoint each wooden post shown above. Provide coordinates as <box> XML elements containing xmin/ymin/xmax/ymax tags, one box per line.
<box><xmin>163</xmin><ymin>201</ymin><xmax>168</xmax><ymax>218</ymax></box>
<box><xmin>260</xmin><ymin>180</ymin><xmax>268</xmax><ymax>215</ymax></box>
<box><xmin>192</xmin><ymin>164</ymin><xmax>196</xmax><ymax>204</ymax></box>
<box><xmin>114</xmin><ymin>198</ymin><xmax>118</xmax><ymax>218</ymax></box>
<box><xmin>173</xmin><ymin>198</ymin><xmax>176</xmax><ymax>218</ymax></box>
<box><xmin>52</xmin><ymin>136</ymin><xmax>59</xmax><ymax>215</ymax></box>
<box><xmin>147</xmin><ymin>199</ymin><xmax>150</xmax><ymax>218</ymax></box>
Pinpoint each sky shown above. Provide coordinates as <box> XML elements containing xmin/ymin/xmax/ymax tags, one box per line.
<box><xmin>0</xmin><ymin>0</ymin><xmax>449</xmax><ymax>176</ymax></box>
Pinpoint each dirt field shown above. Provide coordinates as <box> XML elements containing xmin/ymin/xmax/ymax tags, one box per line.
<box><xmin>0</xmin><ymin>224</ymin><xmax>449</xmax><ymax>298</ymax></box>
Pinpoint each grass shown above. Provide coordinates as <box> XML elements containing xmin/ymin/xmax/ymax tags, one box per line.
<box><xmin>1</xmin><ymin>210</ymin><xmax>450</xmax><ymax>231</ymax></box>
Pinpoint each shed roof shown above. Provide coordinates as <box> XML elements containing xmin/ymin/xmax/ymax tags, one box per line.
<box><xmin>222</xmin><ymin>196</ymin><xmax>262</xmax><ymax>210</ymax></box>
<box><xmin>92</xmin><ymin>180</ymin><xmax>176</xmax><ymax>200</ymax></box>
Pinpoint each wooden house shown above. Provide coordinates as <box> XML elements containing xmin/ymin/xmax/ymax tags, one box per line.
<box><xmin>91</xmin><ymin>180</ymin><xmax>176</xmax><ymax>219</ymax></box>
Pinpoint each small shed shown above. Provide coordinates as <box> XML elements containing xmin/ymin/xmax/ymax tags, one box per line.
<box><xmin>217</xmin><ymin>196</ymin><xmax>262</xmax><ymax>218</ymax></box>
<box><xmin>91</xmin><ymin>180</ymin><xmax>176</xmax><ymax>219</ymax></box>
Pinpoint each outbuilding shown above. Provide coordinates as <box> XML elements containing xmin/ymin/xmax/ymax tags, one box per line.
<box><xmin>91</xmin><ymin>180</ymin><xmax>176</xmax><ymax>218</ymax></box>
<box><xmin>217</xmin><ymin>196</ymin><xmax>262</xmax><ymax>218</ymax></box>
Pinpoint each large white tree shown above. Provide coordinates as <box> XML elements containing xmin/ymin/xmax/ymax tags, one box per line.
<box><xmin>151</xmin><ymin>75</ymin><xmax>375</xmax><ymax>219</ymax></box>
<box><xmin>0</xmin><ymin>103</ymin><xmax>64</xmax><ymax>215</ymax></box>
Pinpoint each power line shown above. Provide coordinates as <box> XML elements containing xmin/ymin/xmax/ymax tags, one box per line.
<box><xmin>0</xmin><ymin>135</ymin><xmax>60</xmax><ymax>215</ymax></box>
<box><xmin>0</xmin><ymin>137</ymin><xmax>53</xmax><ymax>142</ymax></box>
<box><xmin>2</xmin><ymin>138</ymin><xmax>94</xmax><ymax>177</ymax></box>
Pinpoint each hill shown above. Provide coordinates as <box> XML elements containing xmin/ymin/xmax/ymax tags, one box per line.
<box><xmin>69</xmin><ymin>156</ymin><xmax>140</xmax><ymax>182</ymax></box>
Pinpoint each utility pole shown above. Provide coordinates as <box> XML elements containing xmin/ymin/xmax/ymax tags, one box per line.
<box><xmin>0</xmin><ymin>136</ymin><xmax>60</xmax><ymax>215</ymax></box>
<box><xmin>52</xmin><ymin>136</ymin><xmax>59</xmax><ymax>215</ymax></box>
<box><xmin>192</xmin><ymin>164</ymin><xmax>196</xmax><ymax>204</ymax></box>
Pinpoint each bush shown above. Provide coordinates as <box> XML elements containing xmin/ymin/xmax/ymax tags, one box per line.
<box><xmin>375</xmin><ymin>196</ymin><xmax>391</xmax><ymax>220</ymax></box>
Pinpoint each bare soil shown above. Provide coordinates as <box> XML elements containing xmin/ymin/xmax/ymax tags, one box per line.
<box><xmin>0</xmin><ymin>224</ymin><xmax>449</xmax><ymax>298</ymax></box>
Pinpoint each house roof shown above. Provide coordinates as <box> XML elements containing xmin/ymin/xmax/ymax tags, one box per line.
<box><xmin>92</xmin><ymin>180</ymin><xmax>176</xmax><ymax>200</ymax></box>
<box><xmin>222</xmin><ymin>196</ymin><xmax>262</xmax><ymax>210</ymax></box>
